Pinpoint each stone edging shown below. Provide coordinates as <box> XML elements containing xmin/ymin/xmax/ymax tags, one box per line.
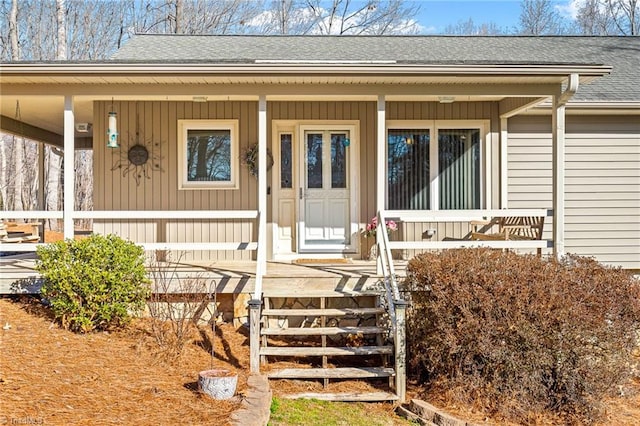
<box><xmin>397</xmin><ymin>399</ymin><xmax>479</xmax><ymax>426</ymax></box>
<box><xmin>231</xmin><ymin>375</ymin><xmax>272</xmax><ymax>426</ymax></box>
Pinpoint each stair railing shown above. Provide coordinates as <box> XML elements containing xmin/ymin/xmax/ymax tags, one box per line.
<box><xmin>375</xmin><ymin>210</ymin><xmax>407</xmax><ymax>402</ymax></box>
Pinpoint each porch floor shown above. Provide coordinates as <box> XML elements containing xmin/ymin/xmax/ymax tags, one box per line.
<box><xmin>0</xmin><ymin>254</ymin><xmax>408</xmax><ymax>295</ymax></box>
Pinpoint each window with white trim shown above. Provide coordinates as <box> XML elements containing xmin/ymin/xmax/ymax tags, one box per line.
<box><xmin>387</xmin><ymin>122</ymin><xmax>484</xmax><ymax>210</ymax></box>
<box><xmin>178</xmin><ymin>120</ymin><xmax>238</xmax><ymax>189</ymax></box>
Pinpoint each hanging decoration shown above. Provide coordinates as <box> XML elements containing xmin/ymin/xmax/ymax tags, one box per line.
<box><xmin>111</xmin><ymin>102</ymin><xmax>164</xmax><ymax>186</ymax></box>
<box><xmin>241</xmin><ymin>143</ymin><xmax>274</xmax><ymax>178</ymax></box>
<box><xmin>106</xmin><ymin>98</ymin><xmax>119</xmax><ymax>148</ymax></box>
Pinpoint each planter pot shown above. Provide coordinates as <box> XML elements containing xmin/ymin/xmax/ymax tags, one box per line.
<box><xmin>198</xmin><ymin>369</ymin><xmax>238</xmax><ymax>400</ymax></box>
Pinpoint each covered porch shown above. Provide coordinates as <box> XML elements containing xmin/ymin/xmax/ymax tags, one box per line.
<box><xmin>0</xmin><ymin>71</ymin><xmax>601</xmax><ymax>269</ymax></box>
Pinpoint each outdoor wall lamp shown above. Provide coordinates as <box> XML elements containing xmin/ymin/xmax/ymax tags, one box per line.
<box><xmin>438</xmin><ymin>96</ymin><xmax>455</xmax><ymax>104</ymax></box>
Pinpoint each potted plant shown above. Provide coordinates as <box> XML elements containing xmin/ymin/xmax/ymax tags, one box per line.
<box><xmin>362</xmin><ymin>216</ymin><xmax>398</xmax><ymax>260</ymax></box>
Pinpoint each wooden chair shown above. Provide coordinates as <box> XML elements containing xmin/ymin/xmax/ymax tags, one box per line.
<box><xmin>470</xmin><ymin>216</ymin><xmax>545</xmax><ymax>255</ymax></box>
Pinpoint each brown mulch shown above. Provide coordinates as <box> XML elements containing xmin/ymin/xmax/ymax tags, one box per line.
<box><xmin>0</xmin><ymin>297</ymin><xmax>249</xmax><ymax>426</ymax></box>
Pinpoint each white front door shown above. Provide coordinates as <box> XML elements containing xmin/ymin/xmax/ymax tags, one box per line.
<box><xmin>298</xmin><ymin>128</ymin><xmax>354</xmax><ymax>252</ymax></box>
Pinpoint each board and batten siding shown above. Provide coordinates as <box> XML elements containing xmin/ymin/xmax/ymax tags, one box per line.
<box><xmin>508</xmin><ymin>115</ymin><xmax>640</xmax><ymax>269</ymax></box>
<box><xmin>93</xmin><ymin>101</ymin><xmax>259</xmax><ymax>261</ymax></box>
<box><xmin>386</xmin><ymin>101</ymin><xmax>501</xmax><ymax>255</ymax></box>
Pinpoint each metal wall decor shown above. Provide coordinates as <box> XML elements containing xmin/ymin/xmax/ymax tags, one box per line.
<box><xmin>128</xmin><ymin>144</ymin><xmax>149</xmax><ymax>166</ymax></box>
<box><xmin>111</xmin><ymin>102</ymin><xmax>164</xmax><ymax>186</ymax></box>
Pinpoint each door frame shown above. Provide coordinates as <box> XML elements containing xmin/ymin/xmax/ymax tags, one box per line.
<box><xmin>271</xmin><ymin>120</ymin><xmax>360</xmax><ymax>258</ymax></box>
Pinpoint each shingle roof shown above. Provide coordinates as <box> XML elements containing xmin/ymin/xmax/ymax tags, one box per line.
<box><xmin>111</xmin><ymin>35</ymin><xmax>640</xmax><ymax>102</ymax></box>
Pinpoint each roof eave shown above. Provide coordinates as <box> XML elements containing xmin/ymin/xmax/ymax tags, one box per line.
<box><xmin>0</xmin><ymin>62</ymin><xmax>613</xmax><ymax>78</ymax></box>
<box><xmin>526</xmin><ymin>100</ymin><xmax>640</xmax><ymax>115</ymax></box>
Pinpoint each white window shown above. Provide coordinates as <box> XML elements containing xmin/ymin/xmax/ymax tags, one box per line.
<box><xmin>386</xmin><ymin>120</ymin><xmax>488</xmax><ymax>210</ymax></box>
<box><xmin>178</xmin><ymin>120</ymin><xmax>239</xmax><ymax>190</ymax></box>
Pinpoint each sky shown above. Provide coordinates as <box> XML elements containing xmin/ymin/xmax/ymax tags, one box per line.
<box><xmin>409</xmin><ymin>0</ymin><xmax>578</xmax><ymax>34</ymax></box>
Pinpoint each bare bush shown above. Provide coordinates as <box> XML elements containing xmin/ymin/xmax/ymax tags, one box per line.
<box><xmin>406</xmin><ymin>249</ymin><xmax>640</xmax><ymax>424</ymax></box>
<box><xmin>146</xmin><ymin>251</ymin><xmax>216</xmax><ymax>360</ymax></box>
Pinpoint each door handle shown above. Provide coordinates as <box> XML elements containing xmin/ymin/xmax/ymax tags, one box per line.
<box><xmin>299</xmin><ymin>187</ymin><xmax>303</xmax><ymax>199</ymax></box>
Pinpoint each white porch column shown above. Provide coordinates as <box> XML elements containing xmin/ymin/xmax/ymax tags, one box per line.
<box><xmin>257</xmin><ymin>95</ymin><xmax>268</xmax><ymax>278</ymax></box>
<box><xmin>552</xmin><ymin>97</ymin><xmax>566</xmax><ymax>259</ymax></box>
<box><xmin>63</xmin><ymin>96</ymin><xmax>75</xmax><ymax>240</ymax></box>
<box><xmin>552</xmin><ymin>97</ymin><xmax>565</xmax><ymax>258</ymax></box>
<box><xmin>38</xmin><ymin>142</ymin><xmax>45</xmax><ymax>208</ymax></box>
<box><xmin>376</xmin><ymin>95</ymin><xmax>386</xmax><ymax>213</ymax></box>
<box><xmin>375</xmin><ymin>96</ymin><xmax>386</xmax><ymax>270</ymax></box>
<box><xmin>552</xmin><ymin>74</ymin><xmax>579</xmax><ymax>260</ymax></box>
<box><xmin>500</xmin><ymin>117</ymin><xmax>508</xmax><ymax>209</ymax></box>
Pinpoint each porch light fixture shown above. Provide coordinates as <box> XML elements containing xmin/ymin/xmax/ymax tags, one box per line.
<box><xmin>106</xmin><ymin>98</ymin><xmax>118</xmax><ymax>148</ymax></box>
<box><xmin>438</xmin><ymin>96</ymin><xmax>455</xmax><ymax>104</ymax></box>
<box><xmin>192</xmin><ymin>96</ymin><xmax>208</xmax><ymax>103</ymax></box>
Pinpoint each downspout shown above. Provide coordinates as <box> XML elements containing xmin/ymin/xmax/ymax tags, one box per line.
<box><xmin>559</xmin><ymin>73</ymin><xmax>579</xmax><ymax>106</ymax></box>
<box><xmin>552</xmin><ymin>73</ymin><xmax>579</xmax><ymax>259</ymax></box>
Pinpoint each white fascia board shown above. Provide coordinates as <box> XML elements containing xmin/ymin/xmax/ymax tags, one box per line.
<box><xmin>0</xmin><ymin>62</ymin><xmax>612</xmax><ymax>78</ymax></box>
<box><xmin>525</xmin><ymin>101</ymin><xmax>640</xmax><ymax>115</ymax></box>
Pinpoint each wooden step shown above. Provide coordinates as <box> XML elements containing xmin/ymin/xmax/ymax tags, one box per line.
<box><xmin>260</xmin><ymin>345</ymin><xmax>393</xmax><ymax>357</ymax></box>
<box><xmin>262</xmin><ymin>307</ymin><xmax>385</xmax><ymax>317</ymax></box>
<box><xmin>261</xmin><ymin>326</ymin><xmax>384</xmax><ymax>336</ymax></box>
<box><xmin>268</xmin><ymin>367</ymin><xmax>395</xmax><ymax>379</ymax></box>
<box><xmin>281</xmin><ymin>392</ymin><xmax>399</xmax><ymax>402</ymax></box>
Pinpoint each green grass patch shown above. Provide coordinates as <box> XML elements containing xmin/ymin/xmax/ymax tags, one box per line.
<box><xmin>268</xmin><ymin>397</ymin><xmax>415</xmax><ymax>426</ymax></box>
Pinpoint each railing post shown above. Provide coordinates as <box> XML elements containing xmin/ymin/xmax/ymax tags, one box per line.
<box><xmin>248</xmin><ymin>299</ymin><xmax>262</xmax><ymax>374</ymax></box>
<box><xmin>393</xmin><ymin>299</ymin><xmax>408</xmax><ymax>403</ymax></box>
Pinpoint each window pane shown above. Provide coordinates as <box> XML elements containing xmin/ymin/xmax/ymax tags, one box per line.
<box><xmin>331</xmin><ymin>133</ymin><xmax>347</xmax><ymax>188</ymax></box>
<box><xmin>306</xmin><ymin>133</ymin><xmax>323</xmax><ymax>189</ymax></box>
<box><xmin>280</xmin><ymin>133</ymin><xmax>292</xmax><ymax>188</ymax></box>
<box><xmin>186</xmin><ymin>129</ymin><xmax>231</xmax><ymax>182</ymax></box>
<box><xmin>438</xmin><ymin>129</ymin><xmax>480</xmax><ymax>210</ymax></box>
<box><xmin>387</xmin><ymin>129</ymin><xmax>430</xmax><ymax>210</ymax></box>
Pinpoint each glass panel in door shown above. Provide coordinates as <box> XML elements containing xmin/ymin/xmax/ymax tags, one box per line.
<box><xmin>300</xmin><ymin>130</ymin><xmax>351</xmax><ymax>251</ymax></box>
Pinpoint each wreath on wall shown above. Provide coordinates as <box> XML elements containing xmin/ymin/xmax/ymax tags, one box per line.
<box><xmin>241</xmin><ymin>143</ymin><xmax>274</xmax><ymax>178</ymax></box>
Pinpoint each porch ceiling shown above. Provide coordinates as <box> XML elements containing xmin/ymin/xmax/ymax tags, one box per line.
<box><xmin>0</xmin><ymin>92</ymin><xmax>512</xmax><ymax>147</ymax></box>
<box><xmin>0</xmin><ymin>62</ymin><xmax>609</xmax><ymax>147</ymax></box>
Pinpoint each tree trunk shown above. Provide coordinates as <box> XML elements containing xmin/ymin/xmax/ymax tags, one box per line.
<box><xmin>175</xmin><ymin>0</ymin><xmax>183</xmax><ymax>34</ymax></box>
<box><xmin>9</xmin><ymin>0</ymin><xmax>19</xmax><ymax>60</ymax></box>
<box><xmin>56</xmin><ymin>0</ymin><xmax>67</xmax><ymax>60</ymax></box>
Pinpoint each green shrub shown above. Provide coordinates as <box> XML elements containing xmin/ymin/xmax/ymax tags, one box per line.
<box><xmin>36</xmin><ymin>234</ymin><xmax>151</xmax><ymax>333</ymax></box>
<box><xmin>406</xmin><ymin>249</ymin><xmax>640</xmax><ymax>424</ymax></box>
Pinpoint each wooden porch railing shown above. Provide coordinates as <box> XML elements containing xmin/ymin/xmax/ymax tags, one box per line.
<box><xmin>383</xmin><ymin>209</ymin><xmax>552</xmax><ymax>251</ymax></box>
<box><xmin>0</xmin><ymin>209</ymin><xmax>265</xmax><ymax>297</ymax></box>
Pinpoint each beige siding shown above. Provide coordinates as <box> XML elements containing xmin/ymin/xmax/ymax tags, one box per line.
<box><xmin>508</xmin><ymin>115</ymin><xmax>640</xmax><ymax>269</ymax></box>
<box><xmin>94</xmin><ymin>101</ymin><xmax>258</xmax><ymax>261</ymax></box>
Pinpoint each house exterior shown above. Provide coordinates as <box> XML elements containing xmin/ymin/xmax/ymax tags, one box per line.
<box><xmin>1</xmin><ymin>35</ymin><xmax>639</xmax><ymax>270</ymax></box>
<box><xmin>2</xmin><ymin>35</ymin><xmax>639</xmax><ymax>400</ymax></box>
